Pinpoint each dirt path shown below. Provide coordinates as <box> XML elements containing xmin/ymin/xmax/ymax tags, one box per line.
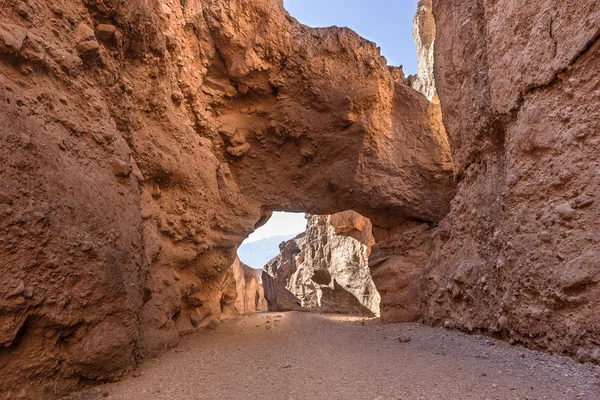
<box><xmin>68</xmin><ymin>312</ymin><xmax>600</xmax><ymax>400</ymax></box>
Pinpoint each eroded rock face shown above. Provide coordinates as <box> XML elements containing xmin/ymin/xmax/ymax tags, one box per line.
<box><xmin>365</xmin><ymin>0</ymin><xmax>443</xmax><ymax>324</ymax></box>
<box><xmin>370</xmin><ymin>222</ymin><xmax>433</xmax><ymax>322</ymax></box>
<box><xmin>409</xmin><ymin>0</ymin><xmax>438</xmax><ymax>104</ymax></box>
<box><xmin>0</xmin><ymin>20</ymin><xmax>147</xmax><ymax>398</ymax></box>
<box><xmin>263</xmin><ymin>211</ymin><xmax>380</xmax><ymax>316</ymax></box>
<box><xmin>201</xmin><ymin>0</ymin><xmax>455</xmax><ymax>226</ymax></box>
<box><xmin>428</xmin><ymin>0</ymin><xmax>600</xmax><ymax>358</ymax></box>
<box><xmin>0</xmin><ymin>0</ymin><xmax>453</xmax><ymax>397</ymax></box>
<box><xmin>3</xmin><ymin>0</ymin><xmax>598</xmax><ymax>396</ymax></box>
<box><xmin>233</xmin><ymin>256</ymin><xmax>268</xmax><ymax>315</ymax></box>
<box><xmin>262</xmin><ymin>234</ymin><xmax>306</xmax><ymax>312</ymax></box>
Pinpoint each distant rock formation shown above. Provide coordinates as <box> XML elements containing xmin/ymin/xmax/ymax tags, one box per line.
<box><xmin>233</xmin><ymin>256</ymin><xmax>268</xmax><ymax>315</ymax></box>
<box><xmin>408</xmin><ymin>0</ymin><xmax>438</xmax><ymax>103</ymax></box>
<box><xmin>263</xmin><ymin>211</ymin><xmax>380</xmax><ymax>316</ymax></box>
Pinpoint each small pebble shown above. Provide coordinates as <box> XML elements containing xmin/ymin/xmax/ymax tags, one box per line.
<box><xmin>556</xmin><ymin>202</ymin><xmax>576</xmax><ymax>219</ymax></box>
<box><xmin>397</xmin><ymin>335</ymin><xmax>411</xmax><ymax>343</ymax></box>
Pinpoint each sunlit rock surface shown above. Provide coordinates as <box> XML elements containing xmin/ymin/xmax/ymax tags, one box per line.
<box><xmin>263</xmin><ymin>212</ymin><xmax>380</xmax><ymax>316</ymax></box>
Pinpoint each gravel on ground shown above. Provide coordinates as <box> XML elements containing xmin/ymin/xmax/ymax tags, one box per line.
<box><xmin>65</xmin><ymin>312</ymin><xmax>600</xmax><ymax>400</ymax></box>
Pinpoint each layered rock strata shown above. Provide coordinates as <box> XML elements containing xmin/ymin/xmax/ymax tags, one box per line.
<box><xmin>0</xmin><ymin>0</ymin><xmax>453</xmax><ymax>397</ymax></box>
<box><xmin>263</xmin><ymin>211</ymin><xmax>380</xmax><ymax>316</ymax></box>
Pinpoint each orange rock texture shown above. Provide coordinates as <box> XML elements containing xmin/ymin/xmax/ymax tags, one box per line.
<box><xmin>0</xmin><ymin>0</ymin><xmax>453</xmax><ymax>397</ymax></box>
<box><xmin>3</xmin><ymin>0</ymin><xmax>597</xmax><ymax>397</ymax></box>
<box><xmin>233</xmin><ymin>256</ymin><xmax>267</xmax><ymax>315</ymax></box>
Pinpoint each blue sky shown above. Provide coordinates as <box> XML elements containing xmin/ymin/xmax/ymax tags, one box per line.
<box><xmin>284</xmin><ymin>0</ymin><xmax>418</xmax><ymax>75</ymax></box>
<box><xmin>244</xmin><ymin>212</ymin><xmax>306</xmax><ymax>243</ymax></box>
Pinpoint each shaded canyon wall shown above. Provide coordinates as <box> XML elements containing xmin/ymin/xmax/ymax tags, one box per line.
<box><xmin>426</xmin><ymin>0</ymin><xmax>600</xmax><ymax>361</ymax></box>
<box><xmin>367</xmin><ymin>0</ymin><xmax>445</xmax><ymax>323</ymax></box>
<box><xmin>233</xmin><ymin>256</ymin><xmax>268</xmax><ymax>316</ymax></box>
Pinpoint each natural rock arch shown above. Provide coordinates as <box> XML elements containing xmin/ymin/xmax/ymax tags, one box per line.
<box><xmin>0</xmin><ymin>0</ymin><xmax>453</xmax><ymax>397</ymax></box>
<box><xmin>3</xmin><ymin>0</ymin><xmax>599</xmax><ymax>397</ymax></box>
<box><xmin>140</xmin><ymin>0</ymin><xmax>454</xmax><ymax>344</ymax></box>
<box><xmin>137</xmin><ymin>0</ymin><xmax>454</xmax><ymax>352</ymax></box>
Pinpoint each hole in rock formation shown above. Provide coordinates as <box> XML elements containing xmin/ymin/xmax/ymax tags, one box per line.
<box><xmin>238</xmin><ymin>211</ymin><xmax>307</xmax><ymax>269</ymax></box>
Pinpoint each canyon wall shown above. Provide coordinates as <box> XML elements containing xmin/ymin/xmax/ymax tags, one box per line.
<box><xmin>0</xmin><ymin>0</ymin><xmax>453</xmax><ymax>397</ymax></box>
<box><xmin>369</xmin><ymin>221</ymin><xmax>433</xmax><ymax>322</ymax></box>
<box><xmin>427</xmin><ymin>0</ymin><xmax>600</xmax><ymax>360</ymax></box>
<box><xmin>263</xmin><ymin>211</ymin><xmax>380</xmax><ymax>316</ymax></box>
<box><xmin>366</xmin><ymin>0</ymin><xmax>445</xmax><ymax>324</ymax></box>
<box><xmin>7</xmin><ymin>0</ymin><xmax>598</xmax><ymax>397</ymax></box>
<box><xmin>233</xmin><ymin>256</ymin><xmax>268</xmax><ymax>315</ymax></box>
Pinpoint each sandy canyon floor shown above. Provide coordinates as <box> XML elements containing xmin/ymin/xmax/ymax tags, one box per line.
<box><xmin>65</xmin><ymin>312</ymin><xmax>600</xmax><ymax>400</ymax></box>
